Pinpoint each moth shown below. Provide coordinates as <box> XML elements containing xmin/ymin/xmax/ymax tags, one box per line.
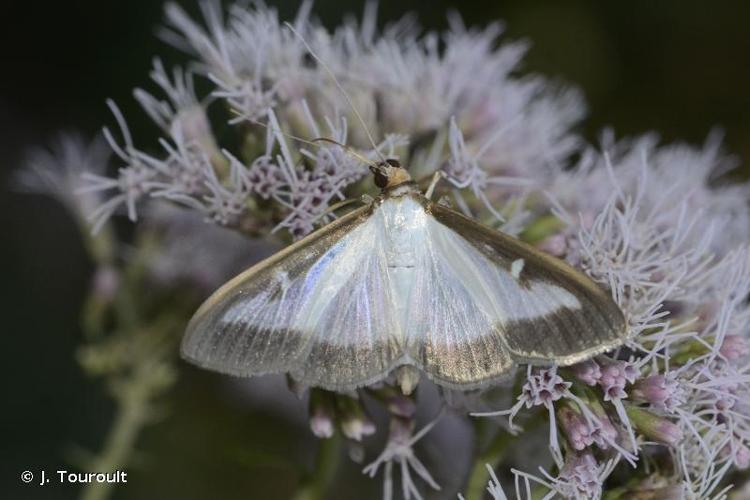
<box><xmin>181</xmin><ymin>159</ymin><xmax>628</xmax><ymax>394</ymax></box>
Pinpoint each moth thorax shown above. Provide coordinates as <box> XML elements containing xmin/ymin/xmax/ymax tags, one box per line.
<box><xmin>371</xmin><ymin>159</ymin><xmax>412</xmax><ymax>189</ymax></box>
<box><xmin>395</xmin><ymin>365</ymin><xmax>420</xmax><ymax>395</ymax></box>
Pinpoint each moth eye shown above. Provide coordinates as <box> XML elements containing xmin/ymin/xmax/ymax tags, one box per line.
<box><xmin>385</xmin><ymin>158</ymin><xmax>401</xmax><ymax>169</ymax></box>
<box><xmin>373</xmin><ymin>168</ymin><xmax>389</xmax><ymax>188</ymax></box>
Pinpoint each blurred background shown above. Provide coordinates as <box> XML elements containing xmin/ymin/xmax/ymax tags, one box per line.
<box><xmin>2</xmin><ymin>1</ymin><xmax>749</xmax><ymax>499</ymax></box>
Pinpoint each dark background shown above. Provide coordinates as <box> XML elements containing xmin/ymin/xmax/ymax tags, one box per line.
<box><xmin>2</xmin><ymin>1</ymin><xmax>749</xmax><ymax>499</ymax></box>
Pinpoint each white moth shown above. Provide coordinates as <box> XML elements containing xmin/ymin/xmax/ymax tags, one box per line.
<box><xmin>181</xmin><ymin>160</ymin><xmax>627</xmax><ymax>393</ymax></box>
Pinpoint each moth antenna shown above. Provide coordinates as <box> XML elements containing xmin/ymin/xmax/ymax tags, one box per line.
<box><xmin>284</xmin><ymin>21</ymin><xmax>387</xmax><ymax>164</ymax></box>
<box><xmin>311</xmin><ymin>137</ymin><xmax>379</xmax><ymax>168</ymax></box>
<box><xmin>228</xmin><ymin>108</ymin><xmax>318</xmax><ymax>148</ymax></box>
<box><xmin>230</xmin><ymin>109</ymin><xmax>380</xmax><ymax>170</ymax></box>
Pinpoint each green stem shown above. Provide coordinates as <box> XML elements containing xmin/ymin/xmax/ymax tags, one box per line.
<box><xmin>465</xmin><ymin>428</ymin><xmax>515</xmax><ymax>500</ymax></box>
<box><xmin>465</xmin><ymin>411</ymin><xmax>549</xmax><ymax>500</ymax></box>
<box><xmin>79</xmin><ymin>371</ymin><xmax>152</xmax><ymax>500</ymax></box>
<box><xmin>291</xmin><ymin>434</ymin><xmax>342</xmax><ymax>500</ymax></box>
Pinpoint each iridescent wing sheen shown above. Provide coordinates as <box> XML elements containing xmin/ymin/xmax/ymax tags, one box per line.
<box><xmin>405</xmin><ymin>193</ymin><xmax>627</xmax><ymax>389</ymax></box>
<box><xmin>181</xmin><ymin>204</ymin><xmax>404</xmax><ymax>391</ymax></box>
<box><xmin>182</xmin><ymin>190</ymin><xmax>628</xmax><ymax>393</ymax></box>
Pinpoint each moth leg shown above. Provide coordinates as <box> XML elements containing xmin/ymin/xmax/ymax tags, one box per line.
<box><xmin>424</xmin><ymin>170</ymin><xmax>446</xmax><ymax>200</ymax></box>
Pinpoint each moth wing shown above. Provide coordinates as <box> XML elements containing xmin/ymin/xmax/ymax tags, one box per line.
<box><xmin>406</xmin><ymin>194</ymin><xmax>627</xmax><ymax>389</ymax></box>
<box><xmin>181</xmin><ymin>204</ymin><xmax>402</xmax><ymax>391</ymax></box>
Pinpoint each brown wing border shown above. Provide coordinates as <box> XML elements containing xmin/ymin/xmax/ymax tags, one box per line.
<box><xmin>412</xmin><ymin>193</ymin><xmax>629</xmax><ymax>367</ymax></box>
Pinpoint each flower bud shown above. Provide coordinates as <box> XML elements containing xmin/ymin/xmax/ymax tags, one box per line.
<box><xmin>558</xmin><ymin>406</ymin><xmax>593</xmax><ymax>451</ymax></box>
<box><xmin>716</xmin><ymin>396</ymin><xmax>735</xmax><ymax>412</ymax></box>
<box><xmin>308</xmin><ymin>389</ymin><xmax>335</xmax><ymax>439</ymax></box>
<box><xmin>387</xmin><ymin>415</ymin><xmax>416</xmax><ymax>447</ymax></box>
<box><xmin>598</xmin><ymin>360</ymin><xmax>637</xmax><ymax>400</ymax></box>
<box><xmin>631</xmin><ymin>375</ymin><xmax>684</xmax><ymax>411</ymax></box>
<box><xmin>369</xmin><ymin>385</ymin><xmax>417</xmax><ymax>418</ymax></box>
<box><xmin>572</xmin><ymin>360</ymin><xmax>601</xmax><ymax>386</ymax></box>
<box><xmin>722</xmin><ymin>441</ymin><xmax>750</xmax><ymax>469</ymax></box>
<box><xmin>558</xmin><ymin>452</ymin><xmax>602</xmax><ymax>498</ymax></box>
<box><xmin>736</xmin><ymin>444</ymin><xmax>750</xmax><ymax>469</ymax></box>
<box><xmin>336</xmin><ymin>394</ymin><xmax>376</xmax><ymax>442</ymax></box>
<box><xmin>626</xmin><ymin>406</ymin><xmax>683</xmax><ymax>446</ymax></box>
<box><xmin>720</xmin><ymin>335</ymin><xmax>750</xmax><ymax>362</ymax></box>
<box><xmin>590</xmin><ymin>414</ymin><xmax>618</xmax><ymax>450</ymax></box>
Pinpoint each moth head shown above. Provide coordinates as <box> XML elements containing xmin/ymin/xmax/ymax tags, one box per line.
<box><xmin>370</xmin><ymin>159</ymin><xmax>412</xmax><ymax>189</ymax></box>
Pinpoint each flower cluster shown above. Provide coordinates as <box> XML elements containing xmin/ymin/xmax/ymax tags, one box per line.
<box><xmin>473</xmin><ymin>135</ymin><xmax>750</xmax><ymax>498</ymax></box>
<box><xmin>76</xmin><ymin>0</ymin><xmax>581</xmax><ymax>242</ymax></box>
<box><xmin>19</xmin><ymin>1</ymin><xmax>750</xmax><ymax>499</ymax></box>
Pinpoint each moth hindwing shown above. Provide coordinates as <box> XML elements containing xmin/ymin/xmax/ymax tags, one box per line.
<box><xmin>182</xmin><ymin>188</ymin><xmax>627</xmax><ymax>392</ymax></box>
